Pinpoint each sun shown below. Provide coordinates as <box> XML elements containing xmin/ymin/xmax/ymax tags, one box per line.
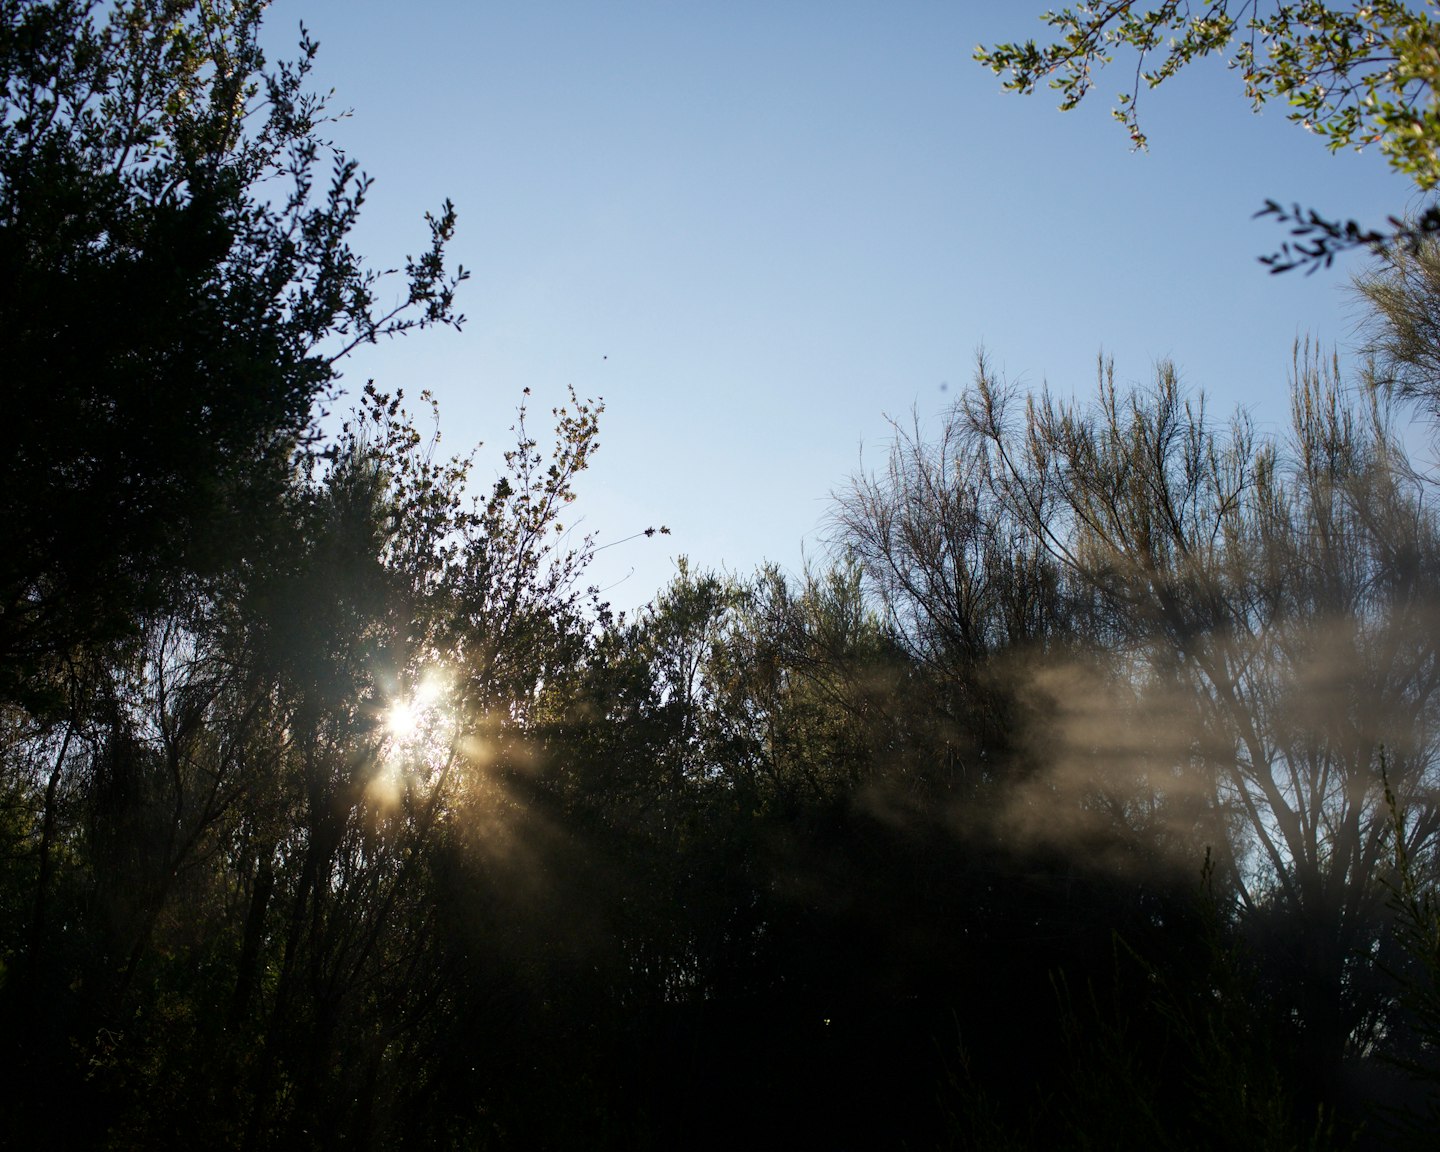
<box><xmin>385</xmin><ymin>668</ymin><xmax>447</xmax><ymax>740</ymax></box>
<box><xmin>385</xmin><ymin>696</ymin><xmax>423</xmax><ymax>741</ymax></box>
<box><xmin>370</xmin><ymin>666</ymin><xmax>455</xmax><ymax>809</ymax></box>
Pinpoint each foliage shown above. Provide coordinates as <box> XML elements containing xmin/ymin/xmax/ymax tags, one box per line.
<box><xmin>1378</xmin><ymin>767</ymin><xmax>1440</xmax><ymax>1144</ymax></box>
<box><xmin>6</xmin><ymin>1</ymin><xmax>1440</xmax><ymax>1148</ymax></box>
<box><xmin>1356</xmin><ymin>235</ymin><xmax>1440</xmax><ymax>423</ymax></box>
<box><xmin>0</xmin><ymin>378</ymin><xmax>605</xmax><ymax>1147</ymax></box>
<box><xmin>977</xmin><ymin>3</ymin><xmax>1440</xmax><ymax>271</ymax></box>
<box><xmin>0</xmin><ymin>0</ymin><xmax>465</xmax><ymax>696</ymax></box>
<box><xmin>834</xmin><ymin>329</ymin><xmax>1440</xmax><ymax>1137</ymax></box>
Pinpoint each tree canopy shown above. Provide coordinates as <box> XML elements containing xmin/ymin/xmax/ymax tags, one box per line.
<box><xmin>977</xmin><ymin>2</ymin><xmax>1440</xmax><ymax>270</ymax></box>
<box><xmin>0</xmin><ymin>0</ymin><xmax>465</xmax><ymax>698</ymax></box>
<box><xmin>3</xmin><ymin>2</ymin><xmax>1440</xmax><ymax>1149</ymax></box>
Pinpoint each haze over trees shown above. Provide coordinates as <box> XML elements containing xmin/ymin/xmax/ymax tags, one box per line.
<box><xmin>2</xmin><ymin>2</ymin><xmax>1440</xmax><ymax>1149</ymax></box>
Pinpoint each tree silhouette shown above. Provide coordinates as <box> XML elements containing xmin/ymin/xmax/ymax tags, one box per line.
<box><xmin>0</xmin><ymin>0</ymin><xmax>465</xmax><ymax>701</ymax></box>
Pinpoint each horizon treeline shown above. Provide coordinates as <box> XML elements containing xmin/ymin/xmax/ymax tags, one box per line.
<box><xmin>3</xmin><ymin>3</ymin><xmax>1440</xmax><ymax>1150</ymax></box>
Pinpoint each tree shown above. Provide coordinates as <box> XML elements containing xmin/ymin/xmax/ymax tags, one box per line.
<box><xmin>834</xmin><ymin>407</ymin><xmax>1069</xmax><ymax>800</ymax></box>
<box><xmin>1357</xmin><ymin>236</ymin><xmax>1440</xmax><ymax>429</ymax></box>
<box><xmin>834</xmin><ymin>340</ymin><xmax>1440</xmax><ymax>1129</ymax></box>
<box><xmin>0</xmin><ymin>376</ymin><xmax>607</xmax><ymax>1148</ymax></box>
<box><xmin>969</xmin><ymin>350</ymin><xmax>1439</xmax><ymax>1115</ymax></box>
<box><xmin>977</xmin><ymin>3</ymin><xmax>1440</xmax><ymax>271</ymax></box>
<box><xmin>0</xmin><ymin>0</ymin><xmax>466</xmax><ymax>699</ymax></box>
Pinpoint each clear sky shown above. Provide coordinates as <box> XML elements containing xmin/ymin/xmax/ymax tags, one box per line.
<box><xmin>259</xmin><ymin>1</ymin><xmax>1419</xmax><ymax>614</ymax></box>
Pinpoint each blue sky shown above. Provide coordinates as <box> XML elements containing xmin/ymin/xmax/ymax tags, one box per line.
<box><xmin>260</xmin><ymin>2</ymin><xmax>1418</xmax><ymax>613</ymax></box>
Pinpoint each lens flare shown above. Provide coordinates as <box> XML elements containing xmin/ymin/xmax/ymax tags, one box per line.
<box><xmin>385</xmin><ymin>667</ymin><xmax>449</xmax><ymax>742</ymax></box>
<box><xmin>386</xmin><ymin>698</ymin><xmax>422</xmax><ymax>741</ymax></box>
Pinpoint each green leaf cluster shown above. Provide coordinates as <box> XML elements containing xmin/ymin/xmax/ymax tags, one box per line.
<box><xmin>978</xmin><ymin>4</ymin><xmax>1440</xmax><ymax>269</ymax></box>
<box><xmin>979</xmin><ymin>2</ymin><xmax>1440</xmax><ymax>185</ymax></box>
